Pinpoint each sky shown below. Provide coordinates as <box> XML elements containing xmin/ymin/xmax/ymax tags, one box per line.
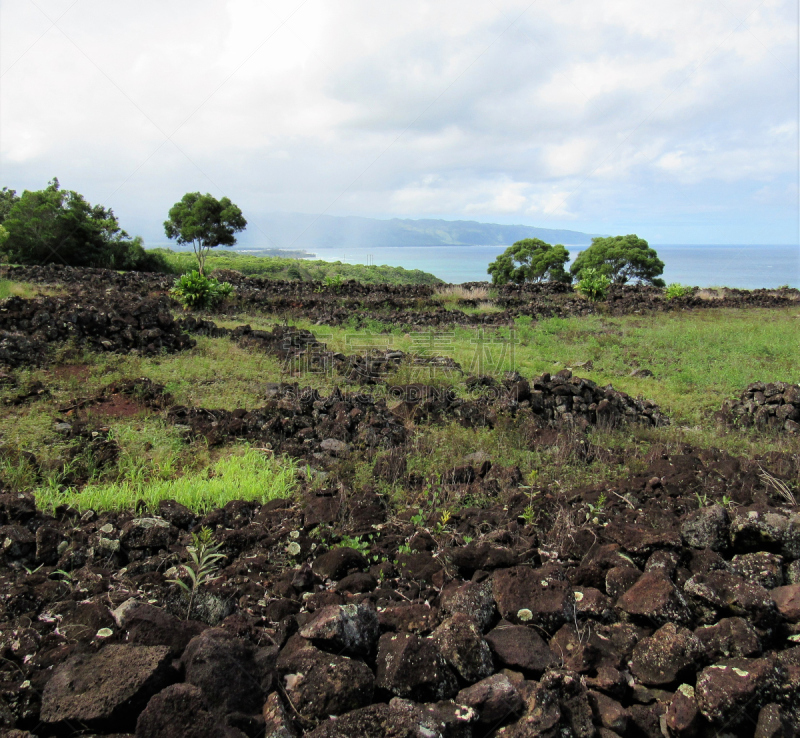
<box><xmin>0</xmin><ymin>0</ymin><xmax>798</xmax><ymax>247</ymax></box>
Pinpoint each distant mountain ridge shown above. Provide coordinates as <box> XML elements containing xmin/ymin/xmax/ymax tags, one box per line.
<box><xmin>238</xmin><ymin>213</ymin><xmax>601</xmax><ymax>250</ymax></box>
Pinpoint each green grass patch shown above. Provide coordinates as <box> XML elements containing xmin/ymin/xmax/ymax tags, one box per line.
<box><xmin>35</xmin><ymin>446</ymin><xmax>298</xmax><ymax>513</ymax></box>
<box><xmin>149</xmin><ymin>248</ymin><xmax>443</xmax><ymax>286</ymax></box>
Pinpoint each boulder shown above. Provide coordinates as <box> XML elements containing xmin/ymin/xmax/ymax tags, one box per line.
<box><xmin>630</xmin><ymin>623</ymin><xmax>703</xmax><ymax>686</ymax></box>
<box><xmin>696</xmin><ymin>658</ymin><xmax>779</xmax><ymax>727</ymax></box>
<box><xmin>135</xmin><ymin>683</ymin><xmax>225</xmax><ymax>738</ymax></box>
<box><xmin>430</xmin><ymin>613</ymin><xmax>494</xmax><ymax>684</ymax></box>
<box><xmin>492</xmin><ymin>566</ymin><xmax>574</xmax><ymax>632</ymax></box>
<box><xmin>681</xmin><ymin>505</ymin><xmax>730</xmax><ymax>551</ymax></box>
<box><xmin>312</xmin><ymin>547</ymin><xmax>368</xmax><ymax>580</ymax></box>
<box><xmin>278</xmin><ymin>645</ymin><xmax>374</xmax><ymax>720</ymax></box>
<box><xmin>298</xmin><ymin>603</ymin><xmax>379</xmax><ymax>656</ymax></box>
<box><xmin>616</xmin><ymin>572</ymin><xmax>691</xmax><ymax>626</ymax></box>
<box><xmin>485</xmin><ymin>622</ymin><xmax>555</xmax><ymax>675</ymax></box>
<box><xmin>41</xmin><ymin>645</ymin><xmax>175</xmax><ymax>730</ymax></box>
<box><xmin>457</xmin><ymin>673</ymin><xmax>524</xmax><ymax>726</ymax></box>
<box><xmin>375</xmin><ymin>632</ymin><xmax>459</xmax><ymax>702</ymax></box>
<box><xmin>181</xmin><ymin>629</ymin><xmax>266</xmax><ymax>714</ymax></box>
<box><xmin>694</xmin><ymin>617</ymin><xmax>761</xmax><ymax>661</ymax></box>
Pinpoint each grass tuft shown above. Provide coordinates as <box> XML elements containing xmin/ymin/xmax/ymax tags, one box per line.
<box><xmin>35</xmin><ymin>447</ymin><xmax>298</xmax><ymax>513</ymax></box>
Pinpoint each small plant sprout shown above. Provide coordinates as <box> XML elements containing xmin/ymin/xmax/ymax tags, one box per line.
<box><xmin>169</xmin><ymin>527</ymin><xmax>225</xmax><ymax>618</ymax></box>
<box><xmin>520</xmin><ymin>504</ymin><xmax>536</xmax><ymax>526</ymax></box>
<box><xmin>695</xmin><ymin>491</ymin><xmax>710</xmax><ymax>508</ymax></box>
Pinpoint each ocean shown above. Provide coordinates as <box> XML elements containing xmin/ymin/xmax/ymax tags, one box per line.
<box><xmin>306</xmin><ymin>243</ymin><xmax>800</xmax><ymax>288</ymax></box>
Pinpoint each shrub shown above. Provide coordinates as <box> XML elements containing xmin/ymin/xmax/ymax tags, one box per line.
<box><xmin>575</xmin><ymin>268</ymin><xmax>611</xmax><ymax>301</ymax></box>
<box><xmin>171</xmin><ymin>270</ymin><xmax>233</xmax><ymax>309</ymax></box>
<box><xmin>665</xmin><ymin>283</ymin><xmax>692</xmax><ymax>299</ymax></box>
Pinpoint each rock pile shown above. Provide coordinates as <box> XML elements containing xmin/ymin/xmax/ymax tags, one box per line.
<box><xmin>718</xmin><ymin>382</ymin><xmax>800</xmax><ymax>434</ymax></box>
<box><xmin>0</xmin><ymin>446</ymin><xmax>799</xmax><ymax>735</ymax></box>
<box><xmin>167</xmin><ymin>384</ymin><xmax>408</xmax><ymax>457</ymax></box>
<box><xmin>0</xmin><ymin>295</ymin><xmax>195</xmax><ymax>365</ymax></box>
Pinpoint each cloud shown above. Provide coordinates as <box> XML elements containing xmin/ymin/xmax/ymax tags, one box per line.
<box><xmin>0</xmin><ymin>0</ymin><xmax>796</xmax><ymax>243</ymax></box>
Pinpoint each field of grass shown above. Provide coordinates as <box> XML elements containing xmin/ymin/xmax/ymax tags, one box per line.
<box><xmin>0</xmin><ymin>297</ymin><xmax>797</xmax><ymax>513</ymax></box>
<box><xmin>149</xmin><ymin>248</ymin><xmax>443</xmax><ymax>285</ymax></box>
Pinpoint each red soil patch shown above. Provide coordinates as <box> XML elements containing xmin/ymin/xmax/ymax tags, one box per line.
<box><xmin>86</xmin><ymin>393</ymin><xmax>148</xmax><ymax>419</ymax></box>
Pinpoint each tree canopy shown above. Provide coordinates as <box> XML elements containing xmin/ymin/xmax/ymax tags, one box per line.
<box><xmin>0</xmin><ymin>179</ymin><xmax>165</xmax><ymax>271</ymax></box>
<box><xmin>487</xmin><ymin>238</ymin><xmax>571</xmax><ymax>285</ymax></box>
<box><xmin>164</xmin><ymin>192</ymin><xmax>247</xmax><ymax>275</ymax></box>
<box><xmin>569</xmin><ymin>234</ymin><xmax>665</xmax><ymax>286</ymax></box>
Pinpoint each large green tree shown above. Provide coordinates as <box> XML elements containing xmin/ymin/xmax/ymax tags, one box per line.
<box><xmin>164</xmin><ymin>192</ymin><xmax>247</xmax><ymax>275</ymax></box>
<box><xmin>569</xmin><ymin>234</ymin><xmax>665</xmax><ymax>286</ymax></box>
<box><xmin>0</xmin><ymin>178</ymin><xmax>158</xmax><ymax>269</ymax></box>
<box><xmin>487</xmin><ymin>238</ymin><xmax>571</xmax><ymax>285</ymax></box>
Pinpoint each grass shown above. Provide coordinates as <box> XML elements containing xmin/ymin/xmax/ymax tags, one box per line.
<box><xmin>433</xmin><ymin>285</ymin><xmax>491</xmax><ymax>303</ymax></box>
<box><xmin>0</xmin><ymin>298</ymin><xmax>798</xmax><ymax>513</ymax></box>
<box><xmin>149</xmin><ymin>248</ymin><xmax>443</xmax><ymax>286</ymax></box>
<box><xmin>35</xmin><ymin>446</ymin><xmax>298</xmax><ymax>513</ymax></box>
<box><xmin>0</xmin><ymin>280</ymin><xmax>65</xmax><ymax>299</ymax></box>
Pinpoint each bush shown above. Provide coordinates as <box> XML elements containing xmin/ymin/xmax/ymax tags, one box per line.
<box><xmin>575</xmin><ymin>268</ymin><xmax>611</xmax><ymax>301</ymax></box>
<box><xmin>665</xmin><ymin>283</ymin><xmax>692</xmax><ymax>299</ymax></box>
<box><xmin>171</xmin><ymin>270</ymin><xmax>232</xmax><ymax>309</ymax></box>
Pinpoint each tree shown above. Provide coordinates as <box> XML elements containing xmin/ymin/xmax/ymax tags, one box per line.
<box><xmin>0</xmin><ymin>178</ymin><xmax>154</xmax><ymax>269</ymax></box>
<box><xmin>570</xmin><ymin>234</ymin><xmax>665</xmax><ymax>286</ymax></box>
<box><xmin>487</xmin><ymin>238</ymin><xmax>571</xmax><ymax>285</ymax></box>
<box><xmin>164</xmin><ymin>192</ymin><xmax>247</xmax><ymax>275</ymax></box>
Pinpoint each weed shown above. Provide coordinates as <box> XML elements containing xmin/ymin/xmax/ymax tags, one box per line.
<box><xmin>759</xmin><ymin>467</ymin><xmax>797</xmax><ymax>506</ymax></box>
<box><xmin>665</xmin><ymin>283</ymin><xmax>692</xmax><ymax>299</ymax></box>
<box><xmin>169</xmin><ymin>527</ymin><xmax>225</xmax><ymax>618</ymax></box>
<box><xmin>575</xmin><ymin>269</ymin><xmax>611</xmax><ymax>301</ymax></box>
<box><xmin>695</xmin><ymin>491</ymin><xmax>710</xmax><ymax>508</ymax></box>
<box><xmin>171</xmin><ymin>271</ymin><xmax>233</xmax><ymax>310</ymax></box>
<box><xmin>336</xmin><ymin>534</ymin><xmax>373</xmax><ymax>555</ymax></box>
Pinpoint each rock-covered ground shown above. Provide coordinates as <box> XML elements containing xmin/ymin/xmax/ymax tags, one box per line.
<box><xmin>0</xmin><ymin>265</ymin><xmax>798</xmax><ymax>737</ymax></box>
<box><xmin>0</xmin><ymin>443</ymin><xmax>798</xmax><ymax>737</ymax></box>
<box><xmin>3</xmin><ymin>264</ymin><xmax>798</xmax><ymax>333</ymax></box>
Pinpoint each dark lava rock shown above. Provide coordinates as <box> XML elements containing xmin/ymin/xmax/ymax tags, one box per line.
<box><xmin>261</xmin><ymin>692</ymin><xmax>296</xmax><ymax>738</ymax></box>
<box><xmin>492</xmin><ymin>566</ymin><xmax>574</xmax><ymax>632</ymax></box>
<box><xmin>306</xmin><ymin>699</ymin><xmax>474</xmax><ymax>738</ymax></box>
<box><xmin>630</xmin><ymin>623</ymin><xmax>704</xmax><ymax>686</ymax></box>
<box><xmin>40</xmin><ymin>644</ymin><xmax>175</xmax><ymax>730</ymax></box>
<box><xmin>120</xmin><ymin>517</ymin><xmax>177</xmax><ymax>550</ymax></box>
<box><xmin>430</xmin><ymin>613</ymin><xmax>494</xmax><ymax>684</ymax></box>
<box><xmin>684</xmin><ymin>570</ymin><xmax>778</xmax><ymax>627</ymax></box>
<box><xmin>730</xmin><ymin>551</ymin><xmax>784</xmax><ymax>589</ymax></box>
<box><xmin>485</xmin><ymin>621</ymin><xmax>555</xmax><ymax>675</ymax></box>
<box><xmin>298</xmin><ymin>603</ymin><xmax>380</xmax><ymax>656</ymax></box>
<box><xmin>378</xmin><ymin>603</ymin><xmax>441</xmax><ymax>634</ymax></box>
<box><xmin>135</xmin><ymin>683</ymin><xmax>225</xmax><ymax>738</ymax></box>
<box><xmin>121</xmin><ymin>602</ymin><xmax>207</xmax><ymax>657</ymax></box>
<box><xmin>375</xmin><ymin>632</ymin><xmax>459</xmax><ymax>702</ymax></box>
<box><xmin>771</xmin><ymin>583</ymin><xmax>800</xmax><ymax>622</ymax></box>
<box><xmin>439</xmin><ymin>579</ymin><xmax>496</xmax><ymax>632</ymax></box>
<box><xmin>587</xmin><ymin>689</ymin><xmax>630</xmax><ymax>734</ymax></box>
<box><xmin>696</xmin><ymin>657</ymin><xmax>779</xmax><ymax>727</ymax></box>
<box><xmin>615</xmin><ymin>571</ymin><xmax>691</xmax><ymax>626</ymax></box>
<box><xmin>499</xmin><ymin>669</ymin><xmax>593</xmax><ymax>738</ymax></box>
<box><xmin>312</xmin><ymin>547</ymin><xmax>368</xmax><ymax>580</ymax></box>
<box><xmin>694</xmin><ymin>617</ymin><xmax>762</xmax><ymax>661</ymax></box>
<box><xmin>278</xmin><ymin>644</ymin><xmax>374</xmax><ymax>720</ymax></box>
<box><xmin>181</xmin><ymin>629</ymin><xmax>266</xmax><ymax>714</ymax></box>
<box><xmin>665</xmin><ymin>685</ymin><xmax>703</xmax><ymax>737</ymax></box>
<box><xmin>681</xmin><ymin>504</ymin><xmax>730</xmax><ymax>551</ymax></box>
<box><xmin>457</xmin><ymin>673</ymin><xmax>524</xmax><ymax>726</ymax></box>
